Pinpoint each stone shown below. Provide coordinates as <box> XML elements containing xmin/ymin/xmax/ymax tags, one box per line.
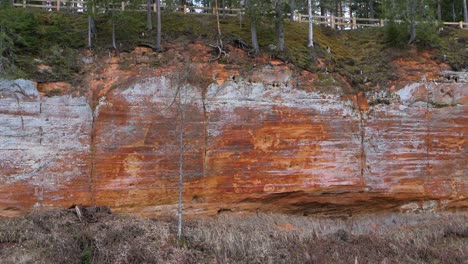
<box><xmin>0</xmin><ymin>79</ymin><xmax>92</xmax><ymax>217</ymax></box>
<box><xmin>0</xmin><ymin>77</ymin><xmax>466</xmax><ymax>217</ymax></box>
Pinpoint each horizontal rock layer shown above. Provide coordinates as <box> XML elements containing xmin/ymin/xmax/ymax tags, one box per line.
<box><xmin>0</xmin><ymin>79</ymin><xmax>92</xmax><ymax>217</ymax></box>
<box><xmin>0</xmin><ymin>78</ymin><xmax>466</xmax><ymax>217</ymax></box>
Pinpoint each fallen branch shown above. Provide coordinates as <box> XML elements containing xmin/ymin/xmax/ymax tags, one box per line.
<box><xmin>75</xmin><ymin>205</ymin><xmax>83</xmax><ymax>222</ymax></box>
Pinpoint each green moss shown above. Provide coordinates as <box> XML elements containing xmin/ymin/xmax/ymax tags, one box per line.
<box><xmin>437</xmin><ymin>28</ymin><xmax>468</xmax><ymax>71</ymax></box>
<box><xmin>79</xmin><ymin>237</ymin><xmax>93</xmax><ymax>264</ymax></box>
<box><xmin>315</xmin><ymin>73</ymin><xmax>336</xmax><ymax>86</ymax></box>
<box><xmin>432</xmin><ymin>102</ymin><xmax>457</xmax><ymax>108</ymax></box>
<box><xmin>0</xmin><ymin>9</ymin><xmax>85</xmax><ymax>81</ymax></box>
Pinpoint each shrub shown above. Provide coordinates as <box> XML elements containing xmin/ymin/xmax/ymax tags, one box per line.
<box><xmin>384</xmin><ymin>21</ymin><xmax>408</xmax><ymax>48</ymax></box>
<box><xmin>416</xmin><ymin>22</ymin><xmax>440</xmax><ymax>48</ymax></box>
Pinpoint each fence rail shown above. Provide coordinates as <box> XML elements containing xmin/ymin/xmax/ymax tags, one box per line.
<box><xmin>299</xmin><ymin>14</ymin><xmax>468</xmax><ymax>29</ymax></box>
<box><xmin>11</xmin><ymin>0</ymin><xmax>468</xmax><ymax>29</ymax></box>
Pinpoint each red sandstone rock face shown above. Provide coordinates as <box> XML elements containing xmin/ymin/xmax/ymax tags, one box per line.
<box><xmin>0</xmin><ymin>77</ymin><xmax>466</xmax><ymax>218</ymax></box>
<box><xmin>89</xmin><ymin>78</ymin><xmax>468</xmax><ymax>216</ymax></box>
<box><xmin>0</xmin><ymin>79</ymin><xmax>92</xmax><ymax>217</ymax></box>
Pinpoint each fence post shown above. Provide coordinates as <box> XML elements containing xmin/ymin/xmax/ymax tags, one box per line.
<box><xmin>153</xmin><ymin>3</ymin><xmax>156</xmax><ymax>12</ymax></box>
<box><xmin>121</xmin><ymin>1</ymin><xmax>124</xmax><ymax>11</ymax></box>
<box><xmin>22</xmin><ymin>0</ymin><xmax>26</xmax><ymax>8</ymax></box>
<box><xmin>183</xmin><ymin>4</ymin><xmax>186</xmax><ymax>14</ymax></box>
<box><xmin>352</xmin><ymin>17</ymin><xmax>356</xmax><ymax>29</ymax></box>
<box><xmin>56</xmin><ymin>0</ymin><xmax>60</xmax><ymax>11</ymax></box>
<box><xmin>331</xmin><ymin>15</ymin><xmax>335</xmax><ymax>29</ymax></box>
<box><xmin>298</xmin><ymin>14</ymin><xmax>302</xmax><ymax>23</ymax></box>
<box><xmin>380</xmin><ymin>19</ymin><xmax>384</xmax><ymax>27</ymax></box>
<box><xmin>460</xmin><ymin>21</ymin><xmax>463</xmax><ymax>29</ymax></box>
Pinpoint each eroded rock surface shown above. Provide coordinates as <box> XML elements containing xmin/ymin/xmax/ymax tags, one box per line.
<box><xmin>0</xmin><ymin>80</ymin><xmax>92</xmax><ymax>217</ymax></box>
<box><xmin>365</xmin><ymin>82</ymin><xmax>467</xmax><ymax>207</ymax></box>
<box><xmin>0</xmin><ymin>77</ymin><xmax>466</xmax><ymax>217</ymax></box>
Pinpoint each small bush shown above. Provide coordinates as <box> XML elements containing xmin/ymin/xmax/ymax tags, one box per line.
<box><xmin>416</xmin><ymin>22</ymin><xmax>440</xmax><ymax>48</ymax></box>
<box><xmin>385</xmin><ymin>20</ymin><xmax>440</xmax><ymax>49</ymax></box>
<box><xmin>384</xmin><ymin>21</ymin><xmax>408</xmax><ymax>48</ymax></box>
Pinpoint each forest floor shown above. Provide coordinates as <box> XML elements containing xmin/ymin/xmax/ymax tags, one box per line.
<box><xmin>0</xmin><ymin>208</ymin><xmax>467</xmax><ymax>263</ymax></box>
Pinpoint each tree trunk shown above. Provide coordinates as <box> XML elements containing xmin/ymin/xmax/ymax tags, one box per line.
<box><xmin>339</xmin><ymin>1</ymin><xmax>343</xmax><ymax>18</ymax></box>
<box><xmin>147</xmin><ymin>0</ymin><xmax>153</xmax><ymax>30</ymax></box>
<box><xmin>452</xmin><ymin>0</ymin><xmax>456</xmax><ymax>21</ymax></box>
<box><xmin>463</xmin><ymin>0</ymin><xmax>468</xmax><ymax>27</ymax></box>
<box><xmin>275</xmin><ymin>1</ymin><xmax>285</xmax><ymax>51</ymax></box>
<box><xmin>222</xmin><ymin>0</ymin><xmax>226</xmax><ymax>19</ymax></box>
<box><xmin>308</xmin><ymin>0</ymin><xmax>314</xmax><ymax>47</ymax></box>
<box><xmin>215</xmin><ymin>0</ymin><xmax>221</xmax><ymax>36</ymax></box>
<box><xmin>408</xmin><ymin>0</ymin><xmax>416</xmax><ymax>45</ymax></box>
<box><xmin>320</xmin><ymin>0</ymin><xmax>326</xmax><ymax>16</ymax></box>
<box><xmin>87</xmin><ymin>15</ymin><xmax>93</xmax><ymax>48</ymax></box>
<box><xmin>437</xmin><ymin>0</ymin><xmax>442</xmax><ymax>21</ymax></box>
<box><xmin>112</xmin><ymin>17</ymin><xmax>117</xmax><ymax>51</ymax></box>
<box><xmin>334</xmin><ymin>0</ymin><xmax>338</xmax><ymax>16</ymax></box>
<box><xmin>177</xmin><ymin>90</ymin><xmax>184</xmax><ymax>243</ymax></box>
<box><xmin>246</xmin><ymin>0</ymin><xmax>259</xmax><ymax>55</ymax></box>
<box><xmin>156</xmin><ymin>0</ymin><xmax>161</xmax><ymax>51</ymax></box>
<box><xmin>289</xmin><ymin>0</ymin><xmax>295</xmax><ymax>21</ymax></box>
<box><xmin>250</xmin><ymin>17</ymin><xmax>260</xmax><ymax>55</ymax></box>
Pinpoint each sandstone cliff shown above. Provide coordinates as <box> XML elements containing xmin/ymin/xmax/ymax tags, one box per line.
<box><xmin>0</xmin><ymin>72</ymin><xmax>466</xmax><ymax>217</ymax></box>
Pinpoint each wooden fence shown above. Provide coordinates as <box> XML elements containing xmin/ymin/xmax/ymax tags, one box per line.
<box><xmin>299</xmin><ymin>14</ymin><xmax>468</xmax><ymax>29</ymax></box>
<box><xmin>11</xmin><ymin>0</ymin><xmax>468</xmax><ymax>29</ymax></box>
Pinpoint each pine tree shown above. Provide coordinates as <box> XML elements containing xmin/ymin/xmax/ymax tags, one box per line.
<box><xmin>382</xmin><ymin>0</ymin><xmax>438</xmax><ymax>46</ymax></box>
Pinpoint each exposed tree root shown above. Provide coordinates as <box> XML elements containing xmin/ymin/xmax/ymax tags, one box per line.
<box><xmin>231</xmin><ymin>38</ymin><xmax>249</xmax><ymax>50</ymax></box>
<box><xmin>137</xmin><ymin>42</ymin><xmax>162</xmax><ymax>52</ymax></box>
<box><xmin>209</xmin><ymin>38</ymin><xmax>228</xmax><ymax>62</ymax></box>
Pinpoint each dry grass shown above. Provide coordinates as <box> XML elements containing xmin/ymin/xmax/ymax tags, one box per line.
<box><xmin>0</xmin><ymin>208</ymin><xmax>466</xmax><ymax>264</ymax></box>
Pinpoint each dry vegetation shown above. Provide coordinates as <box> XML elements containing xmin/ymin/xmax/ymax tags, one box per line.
<box><xmin>0</xmin><ymin>208</ymin><xmax>466</xmax><ymax>263</ymax></box>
